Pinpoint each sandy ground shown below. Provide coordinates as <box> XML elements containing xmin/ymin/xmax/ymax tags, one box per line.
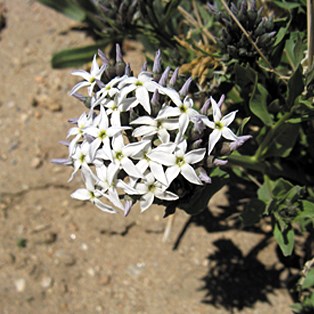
<box><xmin>0</xmin><ymin>1</ymin><xmax>295</xmax><ymax>313</ymax></box>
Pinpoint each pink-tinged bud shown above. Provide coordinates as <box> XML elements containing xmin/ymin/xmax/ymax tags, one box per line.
<box><xmin>169</xmin><ymin>67</ymin><xmax>179</xmax><ymax>87</ymax></box>
<box><xmin>159</xmin><ymin>66</ymin><xmax>170</xmax><ymax>86</ymax></box>
<box><xmin>229</xmin><ymin>135</ymin><xmax>252</xmax><ymax>151</ymax></box>
<box><xmin>201</xmin><ymin>98</ymin><xmax>211</xmax><ymax>115</ymax></box>
<box><xmin>213</xmin><ymin>159</ymin><xmax>228</xmax><ymax>166</ymax></box>
<box><xmin>179</xmin><ymin>77</ymin><xmax>193</xmax><ymax>97</ymax></box>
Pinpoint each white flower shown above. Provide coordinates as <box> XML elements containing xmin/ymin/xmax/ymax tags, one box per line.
<box><xmin>131</xmin><ymin>113</ymin><xmax>179</xmax><ymax>143</ymax></box>
<box><xmin>98</xmin><ymin>134</ymin><xmax>149</xmax><ymax>179</ymax></box>
<box><xmin>95</xmin><ymin>163</ymin><xmax>138</xmax><ymax>211</ymax></box>
<box><xmin>157</xmin><ymin>96</ymin><xmax>200</xmax><ymax>142</ymax></box>
<box><xmin>71</xmin><ymin>55</ymin><xmax>106</xmax><ymax>96</ymax></box>
<box><xmin>71</xmin><ymin>168</ymin><xmax>116</xmax><ymax>214</ymax></box>
<box><xmin>132</xmin><ymin>141</ymin><xmax>168</xmax><ymax>186</ymax></box>
<box><xmin>84</xmin><ymin>106</ymin><xmax>128</xmax><ymax>159</ymax></box>
<box><xmin>69</xmin><ymin>141</ymin><xmax>92</xmax><ymax>181</ymax></box>
<box><xmin>118</xmin><ymin>71</ymin><xmax>160</xmax><ymax>114</ymax></box>
<box><xmin>135</xmin><ymin>172</ymin><xmax>179</xmax><ymax>212</ymax></box>
<box><xmin>103</xmin><ymin>94</ymin><xmax>136</xmax><ymax>126</ymax></box>
<box><xmin>96</xmin><ymin>75</ymin><xmax>126</xmax><ymax>99</ymax></box>
<box><xmin>202</xmin><ymin>96</ymin><xmax>238</xmax><ymax>155</ymax></box>
<box><xmin>67</xmin><ymin>112</ymin><xmax>93</xmax><ymax>155</ymax></box>
<box><xmin>148</xmin><ymin>140</ymin><xmax>205</xmax><ymax>185</ymax></box>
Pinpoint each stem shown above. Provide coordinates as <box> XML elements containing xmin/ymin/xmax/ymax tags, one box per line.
<box><xmin>307</xmin><ymin>0</ymin><xmax>314</xmax><ymax>67</ymax></box>
<box><xmin>178</xmin><ymin>5</ymin><xmax>217</xmax><ymax>44</ymax></box>
<box><xmin>254</xmin><ymin>111</ymin><xmax>293</xmax><ymax>160</ymax></box>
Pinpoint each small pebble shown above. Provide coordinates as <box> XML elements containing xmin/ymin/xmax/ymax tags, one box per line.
<box><xmin>31</xmin><ymin>157</ymin><xmax>43</xmax><ymax>169</ymax></box>
<box><xmin>41</xmin><ymin>276</ymin><xmax>53</xmax><ymax>289</ymax></box>
<box><xmin>15</xmin><ymin>278</ymin><xmax>26</xmax><ymax>292</ymax></box>
<box><xmin>87</xmin><ymin>268</ymin><xmax>96</xmax><ymax>277</ymax></box>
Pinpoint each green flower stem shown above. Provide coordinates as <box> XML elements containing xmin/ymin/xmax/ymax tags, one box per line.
<box><xmin>227</xmin><ymin>154</ymin><xmax>266</xmax><ymax>173</ymax></box>
<box><xmin>228</xmin><ymin>153</ymin><xmax>307</xmax><ymax>185</ymax></box>
<box><xmin>254</xmin><ymin>111</ymin><xmax>293</xmax><ymax>160</ymax></box>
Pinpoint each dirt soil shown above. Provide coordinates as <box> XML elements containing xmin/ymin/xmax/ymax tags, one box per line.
<box><xmin>0</xmin><ymin>1</ymin><xmax>296</xmax><ymax>313</ymax></box>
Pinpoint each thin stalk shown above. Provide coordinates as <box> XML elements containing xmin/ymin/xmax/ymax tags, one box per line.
<box><xmin>307</xmin><ymin>0</ymin><xmax>314</xmax><ymax>67</ymax></box>
<box><xmin>178</xmin><ymin>5</ymin><xmax>217</xmax><ymax>44</ymax></box>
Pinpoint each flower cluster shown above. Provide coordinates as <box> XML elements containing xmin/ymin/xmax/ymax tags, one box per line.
<box><xmin>54</xmin><ymin>45</ymin><xmax>250</xmax><ymax>216</ymax></box>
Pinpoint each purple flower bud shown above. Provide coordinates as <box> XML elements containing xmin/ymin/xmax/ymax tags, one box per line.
<box><xmin>68</xmin><ymin>117</ymin><xmax>79</xmax><ymax>124</ymax></box>
<box><xmin>158</xmin><ymin>66</ymin><xmax>170</xmax><ymax>86</ymax></box>
<box><xmin>201</xmin><ymin>98</ymin><xmax>211</xmax><ymax>115</ymax></box>
<box><xmin>98</xmin><ymin>49</ymin><xmax>109</xmax><ymax>65</ymax></box>
<box><xmin>96</xmin><ymin>79</ymin><xmax>106</xmax><ymax>89</ymax></box>
<box><xmin>151</xmin><ymin>89</ymin><xmax>160</xmax><ymax>106</ymax></box>
<box><xmin>115</xmin><ymin>43</ymin><xmax>124</xmax><ymax>63</ymax></box>
<box><xmin>59</xmin><ymin>140</ymin><xmax>70</xmax><ymax>147</ymax></box>
<box><xmin>229</xmin><ymin>135</ymin><xmax>252</xmax><ymax>151</ymax></box>
<box><xmin>125</xmin><ymin>63</ymin><xmax>132</xmax><ymax>76</ymax></box>
<box><xmin>191</xmin><ymin>139</ymin><xmax>203</xmax><ymax>149</ymax></box>
<box><xmin>179</xmin><ymin>77</ymin><xmax>193</xmax><ymax>97</ymax></box>
<box><xmin>50</xmin><ymin>158</ymin><xmax>72</xmax><ymax>165</ymax></box>
<box><xmin>153</xmin><ymin>49</ymin><xmax>162</xmax><ymax>74</ymax></box>
<box><xmin>169</xmin><ymin>67</ymin><xmax>179</xmax><ymax>87</ymax></box>
<box><xmin>217</xmin><ymin>94</ymin><xmax>225</xmax><ymax>108</ymax></box>
<box><xmin>141</xmin><ymin>61</ymin><xmax>148</xmax><ymax>72</ymax></box>
<box><xmin>213</xmin><ymin>159</ymin><xmax>228</xmax><ymax>166</ymax></box>
<box><xmin>197</xmin><ymin>167</ymin><xmax>212</xmax><ymax>184</ymax></box>
<box><xmin>190</xmin><ymin>117</ymin><xmax>206</xmax><ymax>140</ymax></box>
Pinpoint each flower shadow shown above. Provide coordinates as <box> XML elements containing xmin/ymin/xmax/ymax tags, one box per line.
<box><xmin>199</xmin><ymin>238</ymin><xmax>283</xmax><ymax>312</ymax></box>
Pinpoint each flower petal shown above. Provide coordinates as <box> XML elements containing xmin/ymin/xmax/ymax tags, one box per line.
<box><xmin>181</xmin><ymin>164</ymin><xmax>203</xmax><ymax>185</ymax></box>
<box><xmin>185</xmin><ymin>148</ymin><xmax>206</xmax><ymax>164</ymax></box>
<box><xmin>221</xmin><ymin>110</ymin><xmax>238</xmax><ymax>127</ymax></box>
<box><xmin>221</xmin><ymin>127</ymin><xmax>238</xmax><ymax>141</ymax></box>
<box><xmin>165</xmin><ymin>165</ymin><xmax>180</xmax><ymax>185</ymax></box>
<box><xmin>208</xmin><ymin>129</ymin><xmax>221</xmax><ymax>155</ymax></box>
<box><xmin>140</xmin><ymin>192</ymin><xmax>154</xmax><ymax>212</ymax></box>
<box><xmin>71</xmin><ymin>188</ymin><xmax>91</xmax><ymax>201</ymax></box>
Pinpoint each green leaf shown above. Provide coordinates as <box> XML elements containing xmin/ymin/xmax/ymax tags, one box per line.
<box><xmin>302</xmin><ymin>269</ymin><xmax>314</xmax><ymax>289</ymax></box>
<box><xmin>287</xmin><ymin>65</ymin><xmax>304</xmax><ymax>108</ymax></box>
<box><xmin>273</xmin><ymin>1</ymin><xmax>305</xmax><ymax>10</ymax></box>
<box><xmin>273</xmin><ymin>222</ymin><xmax>295</xmax><ymax>256</ymax></box>
<box><xmin>273</xmin><ymin>25</ymin><xmax>288</xmax><ymax>47</ymax></box>
<box><xmin>258</xmin><ymin>176</ymin><xmax>275</xmax><ymax>205</ymax></box>
<box><xmin>249</xmin><ymin>83</ymin><xmax>273</xmax><ymax>126</ymax></box>
<box><xmin>51</xmin><ymin>40</ymin><xmax>112</xmax><ymax>68</ymax></box>
<box><xmin>285</xmin><ymin>33</ymin><xmax>305</xmax><ymax>70</ymax></box>
<box><xmin>272</xmin><ymin>178</ymin><xmax>296</xmax><ymax>199</ymax></box>
<box><xmin>36</xmin><ymin>0</ymin><xmax>86</xmax><ymax>22</ymax></box>
<box><xmin>264</xmin><ymin>122</ymin><xmax>300</xmax><ymax>158</ymax></box>
<box><xmin>237</xmin><ymin>117</ymin><xmax>251</xmax><ymax>135</ymax></box>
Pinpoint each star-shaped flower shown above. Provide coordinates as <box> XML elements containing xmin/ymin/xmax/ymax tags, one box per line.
<box><xmin>202</xmin><ymin>96</ymin><xmax>238</xmax><ymax>155</ymax></box>
<box><xmin>135</xmin><ymin>172</ymin><xmax>179</xmax><ymax>212</ymax></box>
<box><xmin>71</xmin><ymin>168</ymin><xmax>116</xmax><ymax>214</ymax></box>
<box><xmin>157</xmin><ymin>96</ymin><xmax>200</xmax><ymax>142</ymax></box>
<box><xmin>71</xmin><ymin>55</ymin><xmax>106</xmax><ymax>96</ymax></box>
<box><xmin>84</xmin><ymin>106</ymin><xmax>128</xmax><ymax>159</ymax></box>
<box><xmin>148</xmin><ymin>140</ymin><xmax>205</xmax><ymax>185</ymax></box>
<box><xmin>118</xmin><ymin>71</ymin><xmax>160</xmax><ymax>114</ymax></box>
